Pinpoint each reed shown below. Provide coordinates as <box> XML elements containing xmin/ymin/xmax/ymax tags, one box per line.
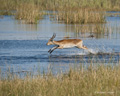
<box><xmin>0</xmin><ymin>0</ymin><xmax>120</xmax><ymax>11</ymax></box>
<box><xmin>15</xmin><ymin>3</ymin><xmax>41</xmax><ymax>24</ymax></box>
<box><xmin>0</xmin><ymin>0</ymin><xmax>120</xmax><ymax>24</ymax></box>
<box><xmin>0</xmin><ymin>0</ymin><xmax>16</xmax><ymax>11</ymax></box>
<box><xmin>35</xmin><ymin>0</ymin><xmax>120</xmax><ymax>11</ymax></box>
<box><xmin>0</xmin><ymin>64</ymin><xmax>120</xmax><ymax>96</ymax></box>
<box><xmin>73</xmin><ymin>24</ymin><xmax>109</xmax><ymax>38</ymax></box>
<box><xmin>57</xmin><ymin>9</ymin><xmax>106</xmax><ymax>24</ymax></box>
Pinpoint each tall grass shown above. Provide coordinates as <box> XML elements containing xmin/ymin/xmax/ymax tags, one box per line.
<box><xmin>15</xmin><ymin>3</ymin><xmax>41</xmax><ymax>24</ymax></box>
<box><xmin>0</xmin><ymin>0</ymin><xmax>119</xmax><ymax>23</ymax></box>
<box><xmin>0</xmin><ymin>64</ymin><xmax>120</xmax><ymax>96</ymax></box>
<box><xmin>57</xmin><ymin>8</ymin><xmax>106</xmax><ymax>24</ymax></box>
<box><xmin>1</xmin><ymin>0</ymin><xmax>119</xmax><ymax>24</ymax></box>
<box><xmin>0</xmin><ymin>0</ymin><xmax>120</xmax><ymax>11</ymax></box>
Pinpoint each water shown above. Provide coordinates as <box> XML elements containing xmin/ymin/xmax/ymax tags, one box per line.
<box><xmin>0</xmin><ymin>14</ymin><xmax>120</xmax><ymax>77</ymax></box>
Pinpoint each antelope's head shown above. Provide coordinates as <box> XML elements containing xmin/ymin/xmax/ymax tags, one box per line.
<box><xmin>47</xmin><ymin>33</ymin><xmax>56</xmax><ymax>45</ymax></box>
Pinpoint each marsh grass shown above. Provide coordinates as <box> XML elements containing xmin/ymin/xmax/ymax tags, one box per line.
<box><xmin>0</xmin><ymin>63</ymin><xmax>120</xmax><ymax>96</ymax></box>
<box><xmin>0</xmin><ymin>0</ymin><xmax>120</xmax><ymax>19</ymax></box>
<box><xmin>73</xmin><ymin>24</ymin><xmax>109</xmax><ymax>38</ymax></box>
<box><xmin>57</xmin><ymin>9</ymin><xmax>106</xmax><ymax>24</ymax></box>
<box><xmin>15</xmin><ymin>3</ymin><xmax>41</xmax><ymax>24</ymax></box>
<box><xmin>1</xmin><ymin>0</ymin><xmax>119</xmax><ymax>24</ymax></box>
<box><xmin>34</xmin><ymin>0</ymin><xmax>120</xmax><ymax>11</ymax></box>
<box><xmin>0</xmin><ymin>11</ymin><xmax>13</xmax><ymax>16</ymax></box>
<box><xmin>1</xmin><ymin>0</ymin><xmax>120</xmax><ymax>11</ymax></box>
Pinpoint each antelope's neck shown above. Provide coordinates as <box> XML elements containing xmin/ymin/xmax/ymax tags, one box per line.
<box><xmin>53</xmin><ymin>41</ymin><xmax>59</xmax><ymax>45</ymax></box>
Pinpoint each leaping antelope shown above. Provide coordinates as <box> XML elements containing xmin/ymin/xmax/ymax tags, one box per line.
<box><xmin>47</xmin><ymin>33</ymin><xmax>89</xmax><ymax>54</ymax></box>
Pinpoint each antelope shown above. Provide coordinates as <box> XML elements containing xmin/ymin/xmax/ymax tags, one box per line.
<box><xmin>47</xmin><ymin>33</ymin><xmax>89</xmax><ymax>54</ymax></box>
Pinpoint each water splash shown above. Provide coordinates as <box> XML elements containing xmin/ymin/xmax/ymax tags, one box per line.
<box><xmin>87</xmin><ymin>48</ymin><xmax>99</xmax><ymax>55</ymax></box>
<box><xmin>87</xmin><ymin>46</ymin><xmax>113</xmax><ymax>55</ymax></box>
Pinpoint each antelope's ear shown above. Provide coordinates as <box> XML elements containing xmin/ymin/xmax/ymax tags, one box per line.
<box><xmin>49</xmin><ymin>33</ymin><xmax>56</xmax><ymax>41</ymax></box>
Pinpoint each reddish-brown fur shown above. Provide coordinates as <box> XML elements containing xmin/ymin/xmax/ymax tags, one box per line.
<box><xmin>47</xmin><ymin>34</ymin><xmax>88</xmax><ymax>54</ymax></box>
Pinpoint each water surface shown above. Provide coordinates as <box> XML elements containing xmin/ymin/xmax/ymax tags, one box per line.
<box><xmin>0</xmin><ymin>14</ymin><xmax>120</xmax><ymax>77</ymax></box>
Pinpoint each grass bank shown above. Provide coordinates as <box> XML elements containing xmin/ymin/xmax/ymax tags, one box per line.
<box><xmin>0</xmin><ymin>64</ymin><xmax>120</xmax><ymax>96</ymax></box>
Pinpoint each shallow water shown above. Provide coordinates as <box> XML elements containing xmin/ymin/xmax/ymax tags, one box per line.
<box><xmin>0</xmin><ymin>14</ymin><xmax>120</xmax><ymax>77</ymax></box>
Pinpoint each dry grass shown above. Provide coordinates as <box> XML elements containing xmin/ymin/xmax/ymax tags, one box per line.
<box><xmin>15</xmin><ymin>3</ymin><xmax>41</xmax><ymax>24</ymax></box>
<box><xmin>0</xmin><ymin>0</ymin><xmax>120</xmax><ymax>14</ymax></box>
<box><xmin>1</xmin><ymin>0</ymin><xmax>119</xmax><ymax>24</ymax></box>
<box><xmin>57</xmin><ymin>9</ymin><xmax>106</xmax><ymax>24</ymax></box>
<box><xmin>0</xmin><ymin>0</ymin><xmax>120</xmax><ymax>18</ymax></box>
<box><xmin>0</xmin><ymin>64</ymin><xmax>120</xmax><ymax>96</ymax></box>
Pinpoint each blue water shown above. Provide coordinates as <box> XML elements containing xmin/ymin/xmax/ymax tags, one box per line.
<box><xmin>0</xmin><ymin>15</ymin><xmax>120</xmax><ymax>77</ymax></box>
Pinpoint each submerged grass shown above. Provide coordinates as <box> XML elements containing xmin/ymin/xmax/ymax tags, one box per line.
<box><xmin>0</xmin><ymin>64</ymin><xmax>120</xmax><ymax>96</ymax></box>
<box><xmin>73</xmin><ymin>24</ymin><xmax>109</xmax><ymax>38</ymax></box>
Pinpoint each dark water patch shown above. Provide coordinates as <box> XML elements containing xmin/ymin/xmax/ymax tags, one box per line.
<box><xmin>0</xmin><ymin>40</ymin><xmax>47</xmax><ymax>49</ymax></box>
<box><xmin>49</xmin><ymin>52</ymin><xmax>120</xmax><ymax>63</ymax></box>
<box><xmin>0</xmin><ymin>55</ymin><xmax>48</xmax><ymax>65</ymax></box>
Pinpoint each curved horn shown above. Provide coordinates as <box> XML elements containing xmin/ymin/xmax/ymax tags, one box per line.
<box><xmin>49</xmin><ymin>33</ymin><xmax>56</xmax><ymax>41</ymax></box>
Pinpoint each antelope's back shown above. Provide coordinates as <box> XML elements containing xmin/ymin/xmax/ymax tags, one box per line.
<box><xmin>57</xmin><ymin>39</ymin><xmax>82</xmax><ymax>44</ymax></box>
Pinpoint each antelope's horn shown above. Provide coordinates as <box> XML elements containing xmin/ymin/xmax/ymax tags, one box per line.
<box><xmin>49</xmin><ymin>33</ymin><xmax>56</xmax><ymax>41</ymax></box>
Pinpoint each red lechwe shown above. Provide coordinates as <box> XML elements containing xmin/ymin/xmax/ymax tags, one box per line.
<box><xmin>47</xmin><ymin>34</ymin><xmax>91</xmax><ymax>54</ymax></box>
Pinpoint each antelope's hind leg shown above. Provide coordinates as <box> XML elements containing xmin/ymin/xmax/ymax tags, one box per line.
<box><xmin>76</xmin><ymin>45</ymin><xmax>94</xmax><ymax>54</ymax></box>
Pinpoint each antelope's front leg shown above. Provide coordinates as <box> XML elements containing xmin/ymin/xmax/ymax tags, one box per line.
<box><xmin>48</xmin><ymin>46</ymin><xmax>57</xmax><ymax>53</ymax></box>
<box><xmin>48</xmin><ymin>46</ymin><xmax>59</xmax><ymax>54</ymax></box>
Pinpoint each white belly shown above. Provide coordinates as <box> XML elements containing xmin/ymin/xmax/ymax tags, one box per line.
<box><xmin>63</xmin><ymin>44</ymin><xmax>76</xmax><ymax>48</ymax></box>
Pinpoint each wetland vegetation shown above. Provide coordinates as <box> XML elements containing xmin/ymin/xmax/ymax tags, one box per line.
<box><xmin>0</xmin><ymin>0</ymin><xmax>120</xmax><ymax>24</ymax></box>
<box><xmin>0</xmin><ymin>0</ymin><xmax>120</xmax><ymax>96</ymax></box>
<box><xmin>0</xmin><ymin>64</ymin><xmax>120</xmax><ymax>96</ymax></box>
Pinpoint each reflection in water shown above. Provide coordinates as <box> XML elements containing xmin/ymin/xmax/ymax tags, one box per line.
<box><xmin>64</xmin><ymin>24</ymin><xmax>109</xmax><ymax>38</ymax></box>
<box><xmin>0</xmin><ymin>15</ymin><xmax>120</xmax><ymax>40</ymax></box>
<box><xmin>16</xmin><ymin>20</ymin><xmax>38</xmax><ymax>31</ymax></box>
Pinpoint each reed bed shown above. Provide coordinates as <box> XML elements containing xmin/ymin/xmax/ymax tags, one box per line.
<box><xmin>0</xmin><ymin>64</ymin><xmax>120</xmax><ymax>96</ymax></box>
<box><xmin>57</xmin><ymin>9</ymin><xmax>106</xmax><ymax>24</ymax></box>
<box><xmin>15</xmin><ymin>3</ymin><xmax>41</xmax><ymax>24</ymax></box>
<box><xmin>0</xmin><ymin>0</ymin><xmax>120</xmax><ymax>11</ymax></box>
<box><xmin>1</xmin><ymin>0</ymin><xmax>119</xmax><ymax>24</ymax></box>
